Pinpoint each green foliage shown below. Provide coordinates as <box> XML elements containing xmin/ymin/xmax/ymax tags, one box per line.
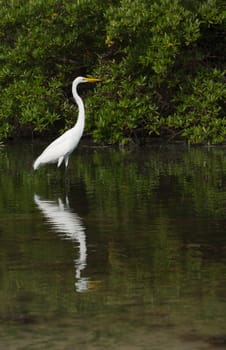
<box><xmin>0</xmin><ymin>0</ymin><xmax>225</xmax><ymax>144</ymax></box>
<box><xmin>87</xmin><ymin>70</ymin><xmax>159</xmax><ymax>144</ymax></box>
<box><xmin>87</xmin><ymin>0</ymin><xmax>225</xmax><ymax>145</ymax></box>
<box><xmin>165</xmin><ymin>68</ymin><xmax>226</xmax><ymax>144</ymax></box>
<box><xmin>0</xmin><ymin>0</ymin><xmax>107</xmax><ymax>137</ymax></box>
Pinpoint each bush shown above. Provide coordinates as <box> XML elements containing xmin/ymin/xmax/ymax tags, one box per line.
<box><xmin>87</xmin><ymin>0</ymin><xmax>226</xmax><ymax>144</ymax></box>
<box><xmin>0</xmin><ymin>0</ymin><xmax>225</xmax><ymax>144</ymax></box>
<box><xmin>0</xmin><ymin>0</ymin><xmax>106</xmax><ymax>137</ymax></box>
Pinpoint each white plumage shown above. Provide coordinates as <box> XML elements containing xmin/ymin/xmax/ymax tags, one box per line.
<box><xmin>33</xmin><ymin>76</ymin><xmax>100</xmax><ymax>170</ymax></box>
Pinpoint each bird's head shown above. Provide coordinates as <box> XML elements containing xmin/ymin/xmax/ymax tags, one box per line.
<box><xmin>74</xmin><ymin>76</ymin><xmax>101</xmax><ymax>85</ymax></box>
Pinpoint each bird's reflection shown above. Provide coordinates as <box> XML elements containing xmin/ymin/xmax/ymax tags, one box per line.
<box><xmin>34</xmin><ymin>194</ymin><xmax>89</xmax><ymax>292</ymax></box>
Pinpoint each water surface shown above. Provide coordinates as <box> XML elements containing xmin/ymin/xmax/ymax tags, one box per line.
<box><xmin>0</xmin><ymin>142</ymin><xmax>226</xmax><ymax>349</ymax></box>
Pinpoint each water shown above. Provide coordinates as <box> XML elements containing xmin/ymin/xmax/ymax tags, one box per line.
<box><xmin>0</xmin><ymin>142</ymin><xmax>226</xmax><ymax>349</ymax></box>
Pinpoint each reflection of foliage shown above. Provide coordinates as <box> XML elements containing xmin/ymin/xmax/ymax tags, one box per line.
<box><xmin>0</xmin><ymin>145</ymin><xmax>226</xmax><ymax>328</ymax></box>
<box><xmin>72</xmin><ymin>146</ymin><xmax>226</xmax><ymax>222</ymax></box>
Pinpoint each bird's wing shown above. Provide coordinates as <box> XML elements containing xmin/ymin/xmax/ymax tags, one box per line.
<box><xmin>42</xmin><ymin>129</ymin><xmax>73</xmax><ymax>155</ymax></box>
<box><xmin>33</xmin><ymin>126</ymin><xmax>83</xmax><ymax>169</ymax></box>
<box><xmin>34</xmin><ymin>129</ymin><xmax>74</xmax><ymax>167</ymax></box>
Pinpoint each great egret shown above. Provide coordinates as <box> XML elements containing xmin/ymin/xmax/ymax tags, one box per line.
<box><xmin>33</xmin><ymin>76</ymin><xmax>100</xmax><ymax>170</ymax></box>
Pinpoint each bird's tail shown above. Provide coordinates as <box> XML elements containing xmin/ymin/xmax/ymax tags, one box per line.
<box><xmin>33</xmin><ymin>157</ymin><xmax>40</xmax><ymax>170</ymax></box>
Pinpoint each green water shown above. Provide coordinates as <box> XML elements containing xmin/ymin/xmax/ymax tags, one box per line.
<box><xmin>0</xmin><ymin>142</ymin><xmax>226</xmax><ymax>349</ymax></box>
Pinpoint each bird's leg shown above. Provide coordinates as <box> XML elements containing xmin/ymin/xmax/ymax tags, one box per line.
<box><xmin>64</xmin><ymin>155</ymin><xmax>69</xmax><ymax>168</ymax></box>
<box><xmin>57</xmin><ymin>156</ymin><xmax>64</xmax><ymax>168</ymax></box>
<box><xmin>63</xmin><ymin>155</ymin><xmax>70</xmax><ymax>192</ymax></box>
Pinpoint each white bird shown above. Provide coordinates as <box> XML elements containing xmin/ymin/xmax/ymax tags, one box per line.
<box><xmin>33</xmin><ymin>76</ymin><xmax>100</xmax><ymax>170</ymax></box>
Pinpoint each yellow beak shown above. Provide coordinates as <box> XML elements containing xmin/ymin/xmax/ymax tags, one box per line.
<box><xmin>85</xmin><ymin>77</ymin><xmax>101</xmax><ymax>83</ymax></box>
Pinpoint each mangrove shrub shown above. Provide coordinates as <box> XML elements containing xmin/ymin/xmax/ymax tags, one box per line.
<box><xmin>0</xmin><ymin>0</ymin><xmax>225</xmax><ymax>144</ymax></box>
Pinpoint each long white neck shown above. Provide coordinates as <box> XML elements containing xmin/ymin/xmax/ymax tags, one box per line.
<box><xmin>72</xmin><ymin>81</ymin><xmax>85</xmax><ymax>133</ymax></box>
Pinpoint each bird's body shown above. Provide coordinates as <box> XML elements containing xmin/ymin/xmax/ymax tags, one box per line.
<box><xmin>33</xmin><ymin>127</ymin><xmax>81</xmax><ymax>169</ymax></box>
<box><xmin>33</xmin><ymin>76</ymin><xmax>100</xmax><ymax>170</ymax></box>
